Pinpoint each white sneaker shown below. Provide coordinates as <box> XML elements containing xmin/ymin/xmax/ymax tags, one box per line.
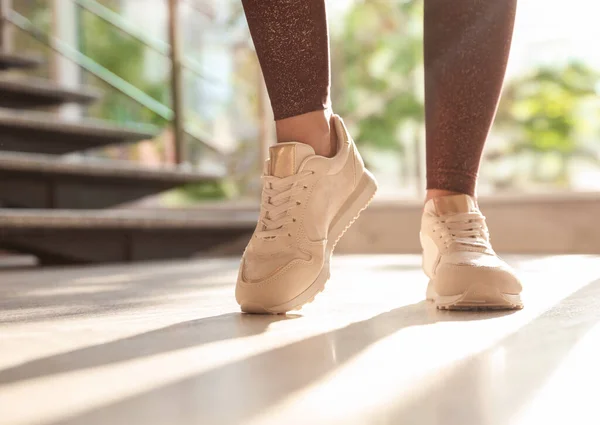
<box><xmin>236</xmin><ymin>115</ymin><xmax>378</xmax><ymax>314</ymax></box>
<box><xmin>420</xmin><ymin>194</ymin><xmax>523</xmax><ymax>310</ymax></box>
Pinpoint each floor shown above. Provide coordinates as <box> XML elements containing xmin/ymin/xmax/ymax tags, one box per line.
<box><xmin>1</xmin><ymin>254</ymin><xmax>600</xmax><ymax>425</ymax></box>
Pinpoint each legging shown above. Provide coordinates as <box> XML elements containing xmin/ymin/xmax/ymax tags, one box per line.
<box><xmin>241</xmin><ymin>0</ymin><xmax>517</xmax><ymax>196</ymax></box>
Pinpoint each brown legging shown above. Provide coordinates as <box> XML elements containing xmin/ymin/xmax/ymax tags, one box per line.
<box><xmin>242</xmin><ymin>0</ymin><xmax>517</xmax><ymax>196</ymax></box>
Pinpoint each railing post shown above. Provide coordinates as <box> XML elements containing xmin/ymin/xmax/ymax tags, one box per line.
<box><xmin>51</xmin><ymin>0</ymin><xmax>82</xmax><ymax>119</ymax></box>
<box><xmin>0</xmin><ymin>0</ymin><xmax>12</xmax><ymax>53</ymax></box>
<box><xmin>167</xmin><ymin>0</ymin><xmax>185</xmax><ymax>165</ymax></box>
<box><xmin>257</xmin><ymin>67</ymin><xmax>271</xmax><ymax>164</ymax></box>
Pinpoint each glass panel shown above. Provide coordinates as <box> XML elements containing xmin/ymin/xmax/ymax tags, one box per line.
<box><xmin>8</xmin><ymin>0</ymin><xmax>600</xmax><ymax>202</ymax></box>
<box><xmin>326</xmin><ymin>0</ymin><xmax>600</xmax><ymax>197</ymax></box>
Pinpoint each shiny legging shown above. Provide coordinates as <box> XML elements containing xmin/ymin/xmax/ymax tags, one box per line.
<box><xmin>241</xmin><ymin>0</ymin><xmax>517</xmax><ymax>196</ymax></box>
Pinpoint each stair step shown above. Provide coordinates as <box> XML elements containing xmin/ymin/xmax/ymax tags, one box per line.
<box><xmin>0</xmin><ymin>208</ymin><xmax>257</xmax><ymax>229</ymax></box>
<box><xmin>0</xmin><ymin>108</ymin><xmax>157</xmax><ymax>154</ymax></box>
<box><xmin>0</xmin><ymin>152</ymin><xmax>222</xmax><ymax>209</ymax></box>
<box><xmin>0</xmin><ymin>52</ymin><xmax>42</xmax><ymax>70</ymax></box>
<box><xmin>0</xmin><ymin>209</ymin><xmax>256</xmax><ymax>264</ymax></box>
<box><xmin>0</xmin><ymin>76</ymin><xmax>101</xmax><ymax>108</ymax></box>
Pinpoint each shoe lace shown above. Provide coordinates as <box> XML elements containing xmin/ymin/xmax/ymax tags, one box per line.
<box><xmin>434</xmin><ymin>211</ymin><xmax>492</xmax><ymax>251</ymax></box>
<box><xmin>256</xmin><ymin>171</ymin><xmax>314</xmax><ymax>240</ymax></box>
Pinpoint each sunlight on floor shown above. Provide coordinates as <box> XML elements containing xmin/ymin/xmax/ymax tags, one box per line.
<box><xmin>1</xmin><ymin>255</ymin><xmax>599</xmax><ymax>425</ymax></box>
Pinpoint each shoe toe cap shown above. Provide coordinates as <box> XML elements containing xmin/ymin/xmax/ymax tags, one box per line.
<box><xmin>433</xmin><ymin>262</ymin><xmax>522</xmax><ymax>297</ymax></box>
<box><xmin>236</xmin><ymin>256</ymin><xmax>322</xmax><ymax>312</ymax></box>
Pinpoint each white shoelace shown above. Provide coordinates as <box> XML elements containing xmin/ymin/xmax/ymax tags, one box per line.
<box><xmin>434</xmin><ymin>211</ymin><xmax>492</xmax><ymax>251</ymax></box>
<box><xmin>256</xmin><ymin>171</ymin><xmax>313</xmax><ymax>240</ymax></box>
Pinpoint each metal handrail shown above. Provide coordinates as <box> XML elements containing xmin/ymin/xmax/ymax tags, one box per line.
<box><xmin>72</xmin><ymin>0</ymin><xmax>213</xmax><ymax>84</ymax></box>
<box><xmin>5</xmin><ymin>8</ymin><xmax>225</xmax><ymax>157</ymax></box>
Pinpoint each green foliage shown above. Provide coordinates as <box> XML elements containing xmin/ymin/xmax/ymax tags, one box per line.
<box><xmin>164</xmin><ymin>179</ymin><xmax>238</xmax><ymax>206</ymax></box>
<box><xmin>80</xmin><ymin>3</ymin><xmax>232</xmax><ymax>202</ymax></box>
<box><xmin>331</xmin><ymin>0</ymin><xmax>424</xmax><ymax>152</ymax></box>
<box><xmin>494</xmin><ymin>62</ymin><xmax>600</xmax><ymax>185</ymax></box>
<box><xmin>499</xmin><ymin>62</ymin><xmax>598</xmax><ymax>155</ymax></box>
<box><xmin>80</xmin><ymin>9</ymin><xmax>169</xmax><ymax>127</ymax></box>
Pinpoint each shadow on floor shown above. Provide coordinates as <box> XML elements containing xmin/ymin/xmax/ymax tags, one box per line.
<box><xmin>0</xmin><ymin>313</ymin><xmax>297</xmax><ymax>386</ymax></box>
<box><xmin>43</xmin><ymin>302</ymin><xmax>517</xmax><ymax>425</ymax></box>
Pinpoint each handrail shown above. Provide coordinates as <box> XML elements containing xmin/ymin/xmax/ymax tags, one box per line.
<box><xmin>6</xmin><ymin>9</ymin><xmax>225</xmax><ymax>156</ymax></box>
<box><xmin>72</xmin><ymin>0</ymin><xmax>214</xmax><ymax>84</ymax></box>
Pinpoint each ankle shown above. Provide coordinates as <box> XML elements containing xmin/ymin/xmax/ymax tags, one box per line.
<box><xmin>425</xmin><ymin>189</ymin><xmax>474</xmax><ymax>204</ymax></box>
<box><xmin>275</xmin><ymin>109</ymin><xmax>336</xmax><ymax>157</ymax></box>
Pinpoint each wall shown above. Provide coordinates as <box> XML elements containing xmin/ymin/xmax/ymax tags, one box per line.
<box><xmin>336</xmin><ymin>193</ymin><xmax>600</xmax><ymax>254</ymax></box>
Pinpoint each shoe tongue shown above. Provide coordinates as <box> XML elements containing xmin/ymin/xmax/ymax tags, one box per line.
<box><xmin>269</xmin><ymin>142</ymin><xmax>315</xmax><ymax>177</ymax></box>
<box><xmin>426</xmin><ymin>194</ymin><xmax>477</xmax><ymax>216</ymax></box>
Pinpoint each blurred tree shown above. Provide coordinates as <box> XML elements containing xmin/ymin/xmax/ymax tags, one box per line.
<box><xmin>331</xmin><ymin>0</ymin><xmax>424</xmax><ymax>153</ymax></box>
<box><xmin>493</xmin><ymin>62</ymin><xmax>600</xmax><ymax>186</ymax></box>
<box><xmin>13</xmin><ymin>0</ymin><xmax>170</xmax><ymax>126</ymax></box>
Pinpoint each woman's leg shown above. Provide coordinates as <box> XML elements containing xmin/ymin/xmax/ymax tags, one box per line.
<box><xmin>236</xmin><ymin>1</ymin><xmax>377</xmax><ymax>314</ymax></box>
<box><xmin>420</xmin><ymin>0</ymin><xmax>523</xmax><ymax>310</ymax></box>
<box><xmin>241</xmin><ymin>0</ymin><xmax>335</xmax><ymax>157</ymax></box>
<box><xmin>424</xmin><ymin>0</ymin><xmax>517</xmax><ymax>199</ymax></box>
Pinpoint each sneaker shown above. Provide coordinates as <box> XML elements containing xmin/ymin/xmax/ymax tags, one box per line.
<box><xmin>420</xmin><ymin>194</ymin><xmax>523</xmax><ymax>310</ymax></box>
<box><xmin>236</xmin><ymin>115</ymin><xmax>377</xmax><ymax>314</ymax></box>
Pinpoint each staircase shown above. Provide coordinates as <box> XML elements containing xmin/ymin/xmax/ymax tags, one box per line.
<box><xmin>0</xmin><ymin>54</ymin><xmax>255</xmax><ymax>265</ymax></box>
<box><xmin>0</xmin><ymin>52</ymin><xmax>41</xmax><ymax>71</ymax></box>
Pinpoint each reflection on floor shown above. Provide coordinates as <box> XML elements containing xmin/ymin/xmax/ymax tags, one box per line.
<box><xmin>1</xmin><ymin>255</ymin><xmax>599</xmax><ymax>425</ymax></box>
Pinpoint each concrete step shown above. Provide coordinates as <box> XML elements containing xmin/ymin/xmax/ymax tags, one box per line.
<box><xmin>0</xmin><ymin>76</ymin><xmax>101</xmax><ymax>108</ymax></box>
<box><xmin>0</xmin><ymin>52</ymin><xmax>42</xmax><ymax>71</ymax></box>
<box><xmin>0</xmin><ymin>108</ymin><xmax>157</xmax><ymax>154</ymax></box>
<box><xmin>0</xmin><ymin>209</ymin><xmax>256</xmax><ymax>264</ymax></box>
<box><xmin>0</xmin><ymin>152</ymin><xmax>222</xmax><ymax>209</ymax></box>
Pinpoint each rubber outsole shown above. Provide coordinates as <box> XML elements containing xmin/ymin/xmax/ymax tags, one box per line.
<box><xmin>239</xmin><ymin>171</ymin><xmax>378</xmax><ymax>314</ymax></box>
<box><xmin>426</xmin><ymin>279</ymin><xmax>523</xmax><ymax>311</ymax></box>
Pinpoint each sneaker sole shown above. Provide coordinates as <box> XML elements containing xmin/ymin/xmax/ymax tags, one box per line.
<box><xmin>241</xmin><ymin>171</ymin><xmax>378</xmax><ymax>314</ymax></box>
<box><xmin>426</xmin><ymin>280</ymin><xmax>523</xmax><ymax>311</ymax></box>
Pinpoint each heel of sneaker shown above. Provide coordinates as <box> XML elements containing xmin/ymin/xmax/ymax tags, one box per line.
<box><xmin>328</xmin><ymin>170</ymin><xmax>378</xmax><ymax>253</ymax></box>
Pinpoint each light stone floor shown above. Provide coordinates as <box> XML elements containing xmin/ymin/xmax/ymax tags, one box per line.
<box><xmin>1</xmin><ymin>254</ymin><xmax>599</xmax><ymax>425</ymax></box>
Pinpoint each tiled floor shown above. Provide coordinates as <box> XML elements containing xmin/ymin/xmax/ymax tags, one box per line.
<box><xmin>1</xmin><ymin>255</ymin><xmax>599</xmax><ymax>425</ymax></box>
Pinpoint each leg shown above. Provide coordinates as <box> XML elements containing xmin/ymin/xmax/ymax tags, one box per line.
<box><xmin>420</xmin><ymin>0</ymin><xmax>523</xmax><ymax>310</ymax></box>
<box><xmin>424</xmin><ymin>0</ymin><xmax>517</xmax><ymax>199</ymax></box>
<box><xmin>236</xmin><ymin>1</ymin><xmax>378</xmax><ymax>313</ymax></box>
<box><xmin>242</xmin><ymin>0</ymin><xmax>335</xmax><ymax>157</ymax></box>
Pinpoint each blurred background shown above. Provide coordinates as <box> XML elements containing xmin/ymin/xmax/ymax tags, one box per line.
<box><xmin>0</xmin><ymin>0</ymin><xmax>599</xmax><ymax>265</ymax></box>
